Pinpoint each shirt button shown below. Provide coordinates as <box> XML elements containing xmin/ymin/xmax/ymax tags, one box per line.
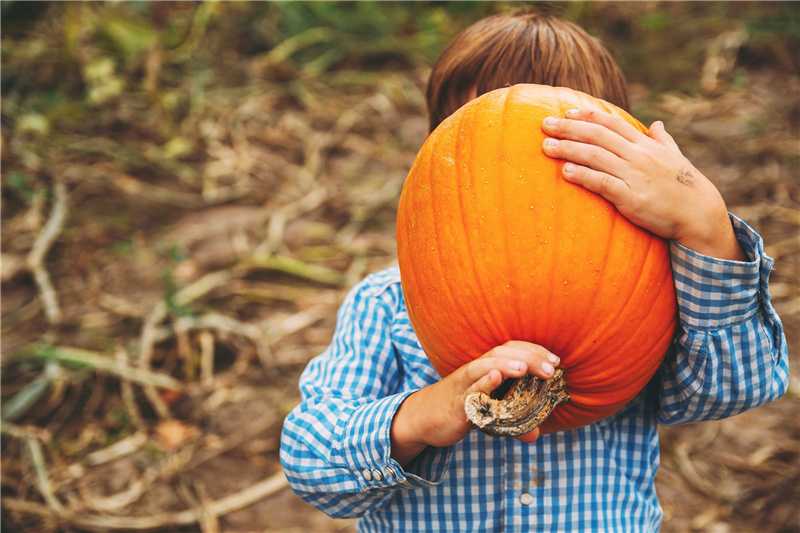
<box><xmin>362</xmin><ymin>469</ymin><xmax>373</xmax><ymax>481</ymax></box>
<box><xmin>372</xmin><ymin>468</ymin><xmax>384</xmax><ymax>481</ymax></box>
<box><xmin>519</xmin><ymin>492</ymin><xmax>534</xmax><ymax>506</ymax></box>
<box><xmin>385</xmin><ymin>466</ymin><xmax>397</xmax><ymax>478</ymax></box>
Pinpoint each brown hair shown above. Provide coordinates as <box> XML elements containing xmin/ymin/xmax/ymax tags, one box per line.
<box><xmin>426</xmin><ymin>8</ymin><xmax>630</xmax><ymax>132</ymax></box>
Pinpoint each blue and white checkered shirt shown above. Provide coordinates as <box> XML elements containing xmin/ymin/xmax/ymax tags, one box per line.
<box><xmin>281</xmin><ymin>215</ymin><xmax>788</xmax><ymax>532</ymax></box>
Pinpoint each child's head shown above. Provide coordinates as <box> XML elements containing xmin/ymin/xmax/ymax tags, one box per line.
<box><xmin>426</xmin><ymin>8</ymin><xmax>630</xmax><ymax>132</ymax></box>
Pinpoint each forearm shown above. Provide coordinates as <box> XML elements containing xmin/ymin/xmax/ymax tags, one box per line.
<box><xmin>281</xmin><ymin>392</ymin><xmax>450</xmax><ymax>518</ymax></box>
<box><xmin>390</xmin><ymin>391</ymin><xmax>430</xmax><ymax>466</ymax></box>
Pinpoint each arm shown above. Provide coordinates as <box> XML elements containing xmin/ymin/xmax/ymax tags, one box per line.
<box><xmin>280</xmin><ymin>278</ymin><xmax>441</xmax><ymax>519</ymax></box>
<box><xmin>280</xmin><ymin>274</ymin><xmax>558</xmax><ymax>518</ymax></box>
<box><xmin>657</xmin><ymin>216</ymin><xmax>788</xmax><ymax>424</ymax></box>
<box><xmin>540</xmin><ymin>111</ymin><xmax>788</xmax><ymax>422</ymax></box>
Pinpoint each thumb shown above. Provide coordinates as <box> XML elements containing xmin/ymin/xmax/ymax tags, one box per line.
<box><xmin>467</xmin><ymin>369</ymin><xmax>504</xmax><ymax>397</ymax></box>
<box><xmin>648</xmin><ymin>120</ymin><xmax>681</xmax><ymax>151</ymax></box>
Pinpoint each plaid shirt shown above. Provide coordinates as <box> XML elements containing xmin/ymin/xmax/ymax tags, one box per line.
<box><xmin>281</xmin><ymin>215</ymin><xmax>788</xmax><ymax>532</ymax></box>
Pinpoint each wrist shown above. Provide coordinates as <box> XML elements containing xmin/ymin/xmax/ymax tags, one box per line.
<box><xmin>390</xmin><ymin>391</ymin><xmax>430</xmax><ymax>466</ymax></box>
<box><xmin>674</xmin><ymin>190</ymin><xmax>745</xmax><ymax>262</ymax></box>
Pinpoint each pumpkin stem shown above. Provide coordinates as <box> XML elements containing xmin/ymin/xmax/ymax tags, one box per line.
<box><xmin>464</xmin><ymin>368</ymin><xmax>571</xmax><ymax>437</ymax></box>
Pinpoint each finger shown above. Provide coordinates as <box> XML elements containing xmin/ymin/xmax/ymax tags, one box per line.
<box><xmin>648</xmin><ymin>120</ymin><xmax>681</xmax><ymax>152</ymax></box>
<box><xmin>468</xmin><ymin>368</ymin><xmax>504</xmax><ymax>396</ymax></box>
<box><xmin>479</xmin><ymin>343</ymin><xmax>559</xmax><ymax>380</ymax></box>
<box><xmin>561</xmin><ymin>161</ymin><xmax>631</xmax><ymax>207</ymax></box>
<box><xmin>462</xmin><ymin>356</ymin><xmax>530</xmax><ymax>385</ymax></box>
<box><xmin>500</xmin><ymin>341</ymin><xmax>561</xmax><ymax>367</ymax></box>
<box><xmin>564</xmin><ymin>108</ymin><xmax>646</xmax><ymax>144</ymax></box>
<box><xmin>542</xmin><ymin>115</ymin><xmax>632</xmax><ymax>160</ymax></box>
<box><xmin>542</xmin><ymin>136</ymin><xmax>626</xmax><ymax>182</ymax></box>
<box><xmin>514</xmin><ymin>427</ymin><xmax>540</xmax><ymax>444</ymax></box>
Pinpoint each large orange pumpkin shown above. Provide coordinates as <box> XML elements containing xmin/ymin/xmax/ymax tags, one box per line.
<box><xmin>396</xmin><ymin>84</ymin><xmax>677</xmax><ymax>434</ymax></box>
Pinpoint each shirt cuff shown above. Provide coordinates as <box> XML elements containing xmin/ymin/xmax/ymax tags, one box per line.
<box><xmin>670</xmin><ymin>214</ymin><xmax>774</xmax><ymax>330</ymax></box>
<box><xmin>341</xmin><ymin>391</ymin><xmax>452</xmax><ymax>491</ymax></box>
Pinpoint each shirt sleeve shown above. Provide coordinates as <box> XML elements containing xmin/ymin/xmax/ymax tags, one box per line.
<box><xmin>280</xmin><ymin>275</ymin><xmax>452</xmax><ymax>519</ymax></box>
<box><xmin>657</xmin><ymin>214</ymin><xmax>789</xmax><ymax>425</ymax></box>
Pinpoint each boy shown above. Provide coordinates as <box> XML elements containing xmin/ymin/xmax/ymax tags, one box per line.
<box><xmin>281</xmin><ymin>9</ymin><xmax>788</xmax><ymax>532</ymax></box>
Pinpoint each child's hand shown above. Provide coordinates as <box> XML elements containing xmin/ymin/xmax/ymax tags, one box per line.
<box><xmin>541</xmin><ymin>109</ymin><xmax>745</xmax><ymax>261</ymax></box>
<box><xmin>390</xmin><ymin>341</ymin><xmax>559</xmax><ymax>465</ymax></box>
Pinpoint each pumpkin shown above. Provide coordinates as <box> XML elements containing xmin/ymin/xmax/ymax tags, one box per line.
<box><xmin>396</xmin><ymin>84</ymin><xmax>677</xmax><ymax>435</ymax></box>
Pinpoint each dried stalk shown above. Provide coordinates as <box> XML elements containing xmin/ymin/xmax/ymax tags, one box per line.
<box><xmin>242</xmin><ymin>253</ymin><xmax>345</xmax><ymax>286</ymax></box>
<box><xmin>2</xmin><ymin>471</ymin><xmax>288</xmax><ymax>531</ymax></box>
<box><xmin>29</xmin><ymin>345</ymin><xmax>182</xmax><ymax>391</ymax></box>
<box><xmin>136</xmin><ymin>271</ymin><xmax>235</xmax><ymax>418</ymax></box>
<box><xmin>198</xmin><ymin>331</ymin><xmax>215</xmax><ymax>384</ymax></box>
<box><xmin>26</xmin><ymin>178</ymin><xmax>68</xmax><ymax>325</ymax></box>
<box><xmin>26</xmin><ymin>436</ymin><xmax>64</xmax><ymax>513</ymax></box>
<box><xmin>137</xmin><ymin>301</ymin><xmax>171</xmax><ymax>419</ymax></box>
<box><xmin>116</xmin><ymin>346</ymin><xmax>145</xmax><ymax>429</ymax></box>
<box><xmin>83</xmin><ymin>431</ymin><xmax>149</xmax><ymax>467</ymax></box>
<box><xmin>465</xmin><ymin>369</ymin><xmax>571</xmax><ymax>437</ymax></box>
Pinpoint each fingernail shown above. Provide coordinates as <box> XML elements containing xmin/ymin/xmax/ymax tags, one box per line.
<box><xmin>542</xmin><ymin>362</ymin><xmax>554</xmax><ymax>375</ymax></box>
<box><xmin>510</xmin><ymin>360</ymin><xmax>524</xmax><ymax>371</ymax></box>
<box><xmin>563</xmin><ymin>163</ymin><xmax>575</xmax><ymax>174</ymax></box>
<box><xmin>543</xmin><ymin>117</ymin><xmax>558</xmax><ymax>126</ymax></box>
<box><xmin>544</xmin><ymin>138</ymin><xmax>559</xmax><ymax>147</ymax></box>
<box><xmin>547</xmin><ymin>353</ymin><xmax>560</xmax><ymax>364</ymax></box>
<box><xmin>566</xmin><ymin>109</ymin><xmax>579</xmax><ymax>117</ymax></box>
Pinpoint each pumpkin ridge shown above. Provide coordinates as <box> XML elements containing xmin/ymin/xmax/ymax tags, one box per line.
<box><xmin>436</xmin><ymin>109</ymin><xmax>502</xmax><ymax>367</ymax></box>
<box><xmin>398</xmin><ymin>148</ymin><xmax>433</xmax><ymax>368</ymax></box>
<box><xmin>498</xmin><ymin>88</ymin><xmax>525</xmax><ymax>342</ymax></box>
<box><xmin>568</xmin><ymin>235</ymin><xmax>671</xmax><ymax>390</ymax></box>
<box><xmin>464</xmin><ymin>92</ymin><xmax>514</xmax><ymax>349</ymax></box>
<box><xmin>586</xmin><ymin>242</ymin><xmax>676</xmax><ymax>391</ymax></box>
<box><xmin>457</xmin><ymin>100</ymin><xmax>506</xmax><ymax>357</ymax></box>
<box><xmin>399</xmin><ymin>135</ymin><xmax>458</xmax><ymax>374</ymax></box>
<box><xmin>558</xmin><ymin>202</ymin><xmax>621</xmax><ymax>362</ymax></box>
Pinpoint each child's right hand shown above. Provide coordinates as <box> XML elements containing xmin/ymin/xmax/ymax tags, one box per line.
<box><xmin>390</xmin><ymin>341</ymin><xmax>560</xmax><ymax>466</ymax></box>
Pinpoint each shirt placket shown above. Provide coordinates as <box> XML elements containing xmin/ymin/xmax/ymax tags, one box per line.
<box><xmin>504</xmin><ymin>437</ymin><xmax>534</xmax><ymax>532</ymax></box>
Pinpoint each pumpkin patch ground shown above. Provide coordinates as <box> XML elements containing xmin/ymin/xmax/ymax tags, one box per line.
<box><xmin>1</xmin><ymin>3</ymin><xmax>798</xmax><ymax>532</ymax></box>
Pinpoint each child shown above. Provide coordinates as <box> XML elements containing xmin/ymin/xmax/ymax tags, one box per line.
<box><xmin>281</xmin><ymin>9</ymin><xmax>788</xmax><ymax>532</ymax></box>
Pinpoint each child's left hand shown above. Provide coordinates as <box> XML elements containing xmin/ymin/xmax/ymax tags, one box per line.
<box><xmin>541</xmin><ymin>109</ymin><xmax>745</xmax><ymax>262</ymax></box>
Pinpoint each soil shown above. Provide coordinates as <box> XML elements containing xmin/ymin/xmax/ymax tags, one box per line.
<box><xmin>1</xmin><ymin>5</ymin><xmax>798</xmax><ymax>532</ymax></box>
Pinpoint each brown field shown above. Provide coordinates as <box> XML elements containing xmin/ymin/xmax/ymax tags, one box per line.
<box><xmin>2</xmin><ymin>2</ymin><xmax>798</xmax><ymax>532</ymax></box>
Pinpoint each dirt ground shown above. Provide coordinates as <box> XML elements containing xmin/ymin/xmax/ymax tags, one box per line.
<box><xmin>2</xmin><ymin>3</ymin><xmax>799</xmax><ymax>532</ymax></box>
